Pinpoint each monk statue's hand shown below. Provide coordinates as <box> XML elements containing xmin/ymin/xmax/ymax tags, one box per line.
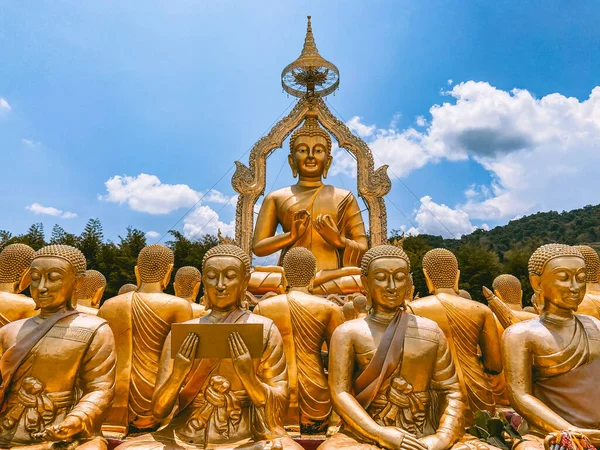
<box><xmin>229</xmin><ymin>332</ymin><xmax>258</xmax><ymax>387</ymax></box>
<box><xmin>377</xmin><ymin>426</ymin><xmax>429</xmax><ymax>450</ymax></box>
<box><xmin>313</xmin><ymin>214</ymin><xmax>345</xmax><ymax>249</ymax></box>
<box><xmin>174</xmin><ymin>332</ymin><xmax>199</xmax><ymax>377</ymax></box>
<box><xmin>290</xmin><ymin>210</ymin><xmax>311</xmax><ymax>242</ymax></box>
<box><xmin>40</xmin><ymin>415</ymin><xmax>83</xmax><ymax>441</ymax></box>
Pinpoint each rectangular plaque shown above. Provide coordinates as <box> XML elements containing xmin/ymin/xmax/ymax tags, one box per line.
<box><xmin>171</xmin><ymin>323</ymin><xmax>263</xmax><ymax>359</ymax></box>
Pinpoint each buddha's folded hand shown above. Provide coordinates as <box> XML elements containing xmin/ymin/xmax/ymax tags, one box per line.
<box><xmin>174</xmin><ymin>332</ymin><xmax>199</xmax><ymax>377</ymax></box>
<box><xmin>37</xmin><ymin>415</ymin><xmax>83</xmax><ymax>441</ymax></box>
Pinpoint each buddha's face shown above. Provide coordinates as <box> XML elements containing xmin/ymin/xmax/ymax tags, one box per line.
<box><xmin>29</xmin><ymin>257</ymin><xmax>80</xmax><ymax>311</ymax></box>
<box><xmin>202</xmin><ymin>256</ymin><xmax>249</xmax><ymax>311</ymax></box>
<box><xmin>363</xmin><ymin>257</ymin><xmax>409</xmax><ymax>313</ymax></box>
<box><xmin>289</xmin><ymin>135</ymin><xmax>331</xmax><ymax>178</ymax></box>
<box><xmin>535</xmin><ymin>256</ymin><xmax>586</xmax><ymax>312</ymax></box>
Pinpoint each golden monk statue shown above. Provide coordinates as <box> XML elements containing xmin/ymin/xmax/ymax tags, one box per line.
<box><xmin>116</xmin><ymin>244</ymin><xmax>302</xmax><ymax>449</ymax></box>
<box><xmin>502</xmin><ymin>244</ymin><xmax>600</xmax><ymax>449</ymax></box>
<box><xmin>408</xmin><ymin>249</ymin><xmax>502</xmax><ymax>423</ymax></box>
<box><xmin>251</xmin><ymin>113</ymin><xmax>368</xmax><ymax>295</ymax></box>
<box><xmin>573</xmin><ymin>245</ymin><xmax>600</xmax><ymax>319</ymax></box>
<box><xmin>173</xmin><ymin>266</ymin><xmax>208</xmax><ymax>319</ymax></box>
<box><xmin>0</xmin><ymin>244</ymin><xmax>116</xmax><ymax>449</ymax></box>
<box><xmin>0</xmin><ymin>244</ymin><xmax>38</xmax><ymax>326</ymax></box>
<box><xmin>484</xmin><ymin>274</ymin><xmax>538</xmax><ymax>329</ymax></box>
<box><xmin>319</xmin><ymin>245</ymin><xmax>466</xmax><ymax>450</ymax></box>
<box><xmin>253</xmin><ymin>247</ymin><xmax>344</xmax><ymax>434</ymax></box>
<box><xmin>118</xmin><ymin>283</ymin><xmax>137</xmax><ymax>295</ymax></box>
<box><xmin>98</xmin><ymin>244</ymin><xmax>193</xmax><ymax>438</ymax></box>
<box><xmin>74</xmin><ymin>269</ymin><xmax>106</xmax><ymax>316</ymax></box>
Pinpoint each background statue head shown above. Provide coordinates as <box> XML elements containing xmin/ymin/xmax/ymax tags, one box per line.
<box><xmin>135</xmin><ymin>244</ymin><xmax>174</xmax><ymax>291</ymax></box>
<box><xmin>342</xmin><ymin>301</ymin><xmax>356</xmax><ymax>321</ymax></box>
<box><xmin>458</xmin><ymin>289</ymin><xmax>472</xmax><ymax>300</ymax></box>
<box><xmin>528</xmin><ymin>243</ymin><xmax>586</xmax><ymax>313</ymax></box>
<box><xmin>118</xmin><ymin>283</ymin><xmax>137</xmax><ymax>295</ymax></box>
<box><xmin>30</xmin><ymin>244</ymin><xmax>87</xmax><ymax>311</ymax></box>
<box><xmin>360</xmin><ymin>244</ymin><xmax>411</xmax><ymax>313</ymax></box>
<box><xmin>282</xmin><ymin>246</ymin><xmax>316</xmax><ymax>289</ymax></box>
<box><xmin>75</xmin><ymin>269</ymin><xmax>106</xmax><ymax>308</ymax></box>
<box><xmin>492</xmin><ymin>274</ymin><xmax>523</xmax><ymax>306</ymax></box>
<box><xmin>288</xmin><ymin>113</ymin><xmax>333</xmax><ymax>179</ymax></box>
<box><xmin>174</xmin><ymin>266</ymin><xmax>202</xmax><ymax>302</ymax></box>
<box><xmin>0</xmin><ymin>243</ymin><xmax>35</xmax><ymax>294</ymax></box>
<box><xmin>575</xmin><ymin>245</ymin><xmax>600</xmax><ymax>284</ymax></box>
<box><xmin>422</xmin><ymin>248</ymin><xmax>460</xmax><ymax>294</ymax></box>
<box><xmin>202</xmin><ymin>244</ymin><xmax>251</xmax><ymax>310</ymax></box>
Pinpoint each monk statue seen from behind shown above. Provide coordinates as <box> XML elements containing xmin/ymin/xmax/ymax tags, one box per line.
<box><xmin>0</xmin><ymin>244</ymin><xmax>38</xmax><ymax>326</ymax></box>
<box><xmin>98</xmin><ymin>244</ymin><xmax>193</xmax><ymax>438</ymax></box>
<box><xmin>0</xmin><ymin>244</ymin><xmax>116</xmax><ymax>449</ymax></box>
<box><xmin>483</xmin><ymin>274</ymin><xmax>538</xmax><ymax>330</ymax></box>
<box><xmin>74</xmin><ymin>269</ymin><xmax>106</xmax><ymax>316</ymax></box>
<box><xmin>173</xmin><ymin>266</ymin><xmax>208</xmax><ymax>319</ymax></box>
<box><xmin>319</xmin><ymin>245</ymin><xmax>466</xmax><ymax>450</ymax></box>
<box><xmin>573</xmin><ymin>245</ymin><xmax>600</xmax><ymax>319</ymax></box>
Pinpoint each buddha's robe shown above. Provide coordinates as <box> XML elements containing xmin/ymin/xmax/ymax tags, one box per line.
<box><xmin>117</xmin><ymin>308</ymin><xmax>302</xmax><ymax>449</ymax></box>
<box><xmin>319</xmin><ymin>312</ymin><xmax>465</xmax><ymax>449</ymax></box>
<box><xmin>98</xmin><ymin>292</ymin><xmax>192</xmax><ymax>437</ymax></box>
<box><xmin>0</xmin><ymin>308</ymin><xmax>116</xmax><ymax>449</ymax></box>
<box><xmin>253</xmin><ymin>292</ymin><xmax>343</xmax><ymax>433</ymax></box>
<box><xmin>0</xmin><ymin>293</ymin><xmax>37</xmax><ymax>327</ymax></box>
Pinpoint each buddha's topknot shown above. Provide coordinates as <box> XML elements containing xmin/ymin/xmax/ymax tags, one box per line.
<box><xmin>137</xmin><ymin>244</ymin><xmax>174</xmax><ymax>283</ymax></box>
<box><xmin>202</xmin><ymin>244</ymin><xmax>251</xmax><ymax>277</ymax></box>
<box><xmin>0</xmin><ymin>244</ymin><xmax>35</xmax><ymax>283</ymax></box>
<box><xmin>492</xmin><ymin>274</ymin><xmax>522</xmax><ymax>305</ymax></box>
<box><xmin>290</xmin><ymin>116</ymin><xmax>332</xmax><ymax>154</ymax></box>
<box><xmin>33</xmin><ymin>245</ymin><xmax>86</xmax><ymax>275</ymax></box>
<box><xmin>575</xmin><ymin>245</ymin><xmax>600</xmax><ymax>283</ymax></box>
<box><xmin>283</xmin><ymin>247</ymin><xmax>316</xmax><ymax>288</ymax></box>
<box><xmin>422</xmin><ymin>248</ymin><xmax>458</xmax><ymax>289</ymax></box>
<box><xmin>528</xmin><ymin>244</ymin><xmax>583</xmax><ymax>276</ymax></box>
<box><xmin>174</xmin><ymin>266</ymin><xmax>202</xmax><ymax>298</ymax></box>
<box><xmin>361</xmin><ymin>245</ymin><xmax>410</xmax><ymax>277</ymax></box>
<box><xmin>75</xmin><ymin>270</ymin><xmax>106</xmax><ymax>300</ymax></box>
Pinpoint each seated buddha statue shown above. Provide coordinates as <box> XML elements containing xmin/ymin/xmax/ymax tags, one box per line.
<box><xmin>253</xmin><ymin>247</ymin><xmax>344</xmax><ymax>434</ymax></box>
<box><xmin>573</xmin><ymin>245</ymin><xmax>600</xmax><ymax>319</ymax></box>
<box><xmin>251</xmin><ymin>112</ymin><xmax>368</xmax><ymax>296</ymax></box>
<box><xmin>502</xmin><ymin>244</ymin><xmax>600</xmax><ymax>449</ymax></box>
<box><xmin>116</xmin><ymin>244</ymin><xmax>302</xmax><ymax>449</ymax></box>
<box><xmin>74</xmin><ymin>269</ymin><xmax>106</xmax><ymax>316</ymax></box>
<box><xmin>484</xmin><ymin>274</ymin><xmax>538</xmax><ymax>329</ymax></box>
<box><xmin>0</xmin><ymin>244</ymin><xmax>38</xmax><ymax>326</ymax></box>
<box><xmin>98</xmin><ymin>244</ymin><xmax>193</xmax><ymax>438</ymax></box>
<box><xmin>173</xmin><ymin>266</ymin><xmax>208</xmax><ymax>319</ymax></box>
<box><xmin>0</xmin><ymin>244</ymin><xmax>116</xmax><ymax>449</ymax></box>
<box><xmin>318</xmin><ymin>245</ymin><xmax>466</xmax><ymax>450</ymax></box>
<box><xmin>408</xmin><ymin>249</ymin><xmax>502</xmax><ymax>424</ymax></box>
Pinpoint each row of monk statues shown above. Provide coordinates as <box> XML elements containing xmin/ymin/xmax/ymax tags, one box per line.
<box><xmin>0</xmin><ymin>239</ymin><xmax>599</xmax><ymax>450</ymax></box>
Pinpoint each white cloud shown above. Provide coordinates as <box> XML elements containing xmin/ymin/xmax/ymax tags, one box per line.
<box><xmin>0</xmin><ymin>98</ymin><xmax>11</xmax><ymax>114</ymax></box>
<box><xmin>447</xmin><ymin>79</ymin><xmax>453</xmax><ymax>86</ymax></box>
<box><xmin>183</xmin><ymin>205</ymin><xmax>235</xmax><ymax>239</ymax></box>
<box><xmin>407</xmin><ymin>196</ymin><xmax>475</xmax><ymax>238</ymax></box>
<box><xmin>26</xmin><ymin>203</ymin><xmax>77</xmax><ymax>219</ymax></box>
<box><xmin>145</xmin><ymin>230</ymin><xmax>160</xmax><ymax>239</ymax></box>
<box><xmin>328</xmin><ymin>144</ymin><xmax>357</xmax><ymax>177</ymax></box>
<box><xmin>347</xmin><ymin>116</ymin><xmax>376</xmax><ymax>138</ymax></box>
<box><xmin>203</xmin><ymin>189</ymin><xmax>232</xmax><ymax>205</ymax></box>
<box><xmin>415</xmin><ymin>116</ymin><xmax>427</xmax><ymax>127</ymax></box>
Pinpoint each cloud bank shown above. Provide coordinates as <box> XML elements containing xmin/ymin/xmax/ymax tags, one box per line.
<box><xmin>26</xmin><ymin>203</ymin><xmax>77</xmax><ymax>219</ymax></box>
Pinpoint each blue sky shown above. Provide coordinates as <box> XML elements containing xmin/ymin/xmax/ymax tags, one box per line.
<box><xmin>2</xmin><ymin>1</ymin><xmax>600</xmax><ymax>247</ymax></box>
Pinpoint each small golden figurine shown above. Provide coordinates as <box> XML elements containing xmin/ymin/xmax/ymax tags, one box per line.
<box><xmin>74</xmin><ymin>269</ymin><xmax>106</xmax><ymax>315</ymax></box>
<box><xmin>0</xmin><ymin>244</ymin><xmax>38</xmax><ymax>326</ymax></box>
<box><xmin>118</xmin><ymin>283</ymin><xmax>137</xmax><ymax>295</ymax></box>
<box><xmin>173</xmin><ymin>266</ymin><xmax>208</xmax><ymax>319</ymax></box>
<box><xmin>116</xmin><ymin>244</ymin><xmax>302</xmax><ymax>449</ymax></box>
<box><xmin>573</xmin><ymin>245</ymin><xmax>600</xmax><ymax>319</ymax></box>
<box><xmin>502</xmin><ymin>244</ymin><xmax>600</xmax><ymax>449</ymax></box>
<box><xmin>98</xmin><ymin>244</ymin><xmax>193</xmax><ymax>438</ymax></box>
<box><xmin>319</xmin><ymin>245</ymin><xmax>466</xmax><ymax>450</ymax></box>
<box><xmin>0</xmin><ymin>244</ymin><xmax>116</xmax><ymax>449</ymax></box>
<box><xmin>254</xmin><ymin>247</ymin><xmax>344</xmax><ymax>434</ymax></box>
<box><xmin>408</xmin><ymin>249</ymin><xmax>502</xmax><ymax>423</ymax></box>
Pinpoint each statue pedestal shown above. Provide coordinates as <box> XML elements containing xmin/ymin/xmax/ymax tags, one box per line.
<box><xmin>108</xmin><ymin>437</ymin><xmax>326</xmax><ymax>450</ymax></box>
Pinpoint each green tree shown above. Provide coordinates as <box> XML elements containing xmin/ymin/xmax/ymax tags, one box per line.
<box><xmin>21</xmin><ymin>223</ymin><xmax>46</xmax><ymax>250</ymax></box>
<box><xmin>50</xmin><ymin>224</ymin><xmax>80</xmax><ymax>246</ymax></box>
<box><xmin>79</xmin><ymin>218</ymin><xmax>104</xmax><ymax>268</ymax></box>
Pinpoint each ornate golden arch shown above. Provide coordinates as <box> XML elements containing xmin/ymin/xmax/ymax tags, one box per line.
<box><xmin>232</xmin><ymin>95</ymin><xmax>391</xmax><ymax>260</ymax></box>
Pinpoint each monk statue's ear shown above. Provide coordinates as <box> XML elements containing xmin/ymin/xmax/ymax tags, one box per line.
<box><xmin>529</xmin><ymin>274</ymin><xmax>541</xmax><ymax>296</ymax></box>
<box><xmin>423</xmin><ymin>268</ymin><xmax>435</xmax><ymax>294</ymax></box>
<box><xmin>453</xmin><ymin>269</ymin><xmax>460</xmax><ymax>294</ymax></box>
<box><xmin>134</xmin><ymin>265</ymin><xmax>141</xmax><ymax>288</ymax></box>
<box><xmin>288</xmin><ymin>154</ymin><xmax>298</xmax><ymax>178</ymax></box>
<box><xmin>191</xmin><ymin>282</ymin><xmax>201</xmax><ymax>303</ymax></box>
<box><xmin>518</xmin><ymin>289</ymin><xmax>523</xmax><ymax>306</ymax></box>
<box><xmin>92</xmin><ymin>286</ymin><xmax>105</xmax><ymax>308</ymax></box>
<box><xmin>360</xmin><ymin>274</ymin><xmax>372</xmax><ymax>309</ymax></box>
<box><xmin>17</xmin><ymin>267</ymin><xmax>31</xmax><ymax>294</ymax></box>
<box><xmin>161</xmin><ymin>264</ymin><xmax>174</xmax><ymax>291</ymax></box>
<box><xmin>323</xmin><ymin>154</ymin><xmax>333</xmax><ymax>179</ymax></box>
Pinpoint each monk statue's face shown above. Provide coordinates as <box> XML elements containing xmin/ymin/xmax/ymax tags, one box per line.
<box><xmin>289</xmin><ymin>135</ymin><xmax>332</xmax><ymax>178</ymax></box>
<box><xmin>203</xmin><ymin>256</ymin><xmax>249</xmax><ymax>311</ymax></box>
<box><xmin>363</xmin><ymin>257</ymin><xmax>410</xmax><ymax>313</ymax></box>
<box><xmin>533</xmin><ymin>256</ymin><xmax>586</xmax><ymax>313</ymax></box>
<box><xmin>29</xmin><ymin>257</ymin><xmax>81</xmax><ymax>311</ymax></box>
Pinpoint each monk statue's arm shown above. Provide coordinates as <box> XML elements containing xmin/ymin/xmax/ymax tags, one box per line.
<box><xmin>479</xmin><ymin>308</ymin><xmax>502</xmax><ymax>375</ymax></box>
<box><xmin>340</xmin><ymin>195</ymin><xmax>369</xmax><ymax>267</ymax></box>
<box><xmin>324</xmin><ymin>304</ymin><xmax>344</xmax><ymax>349</ymax></box>
<box><xmin>419</xmin><ymin>331</ymin><xmax>465</xmax><ymax>450</ymax></box>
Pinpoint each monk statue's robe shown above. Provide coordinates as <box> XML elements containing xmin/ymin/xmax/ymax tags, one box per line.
<box><xmin>117</xmin><ymin>308</ymin><xmax>302</xmax><ymax>449</ymax></box>
<box><xmin>319</xmin><ymin>312</ymin><xmax>465</xmax><ymax>449</ymax></box>
<box><xmin>0</xmin><ymin>308</ymin><xmax>116</xmax><ymax>448</ymax></box>
<box><xmin>253</xmin><ymin>291</ymin><xmax>343</xmax><ymax>433</ymax></box>
<box><xmin>97</xmin><ymin>291</ymin><xmax>192</xmax><ymax>437</ymax></box>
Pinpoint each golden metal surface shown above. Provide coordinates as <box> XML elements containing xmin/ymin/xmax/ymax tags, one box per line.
<box><xmin>574</xmin><ymin>245</ymin><xmax>600</xmax><ymax>319</ymax></box>
<box><xmin>75</xmin><ymin>269</ymin><xmax>106</xmax><ymax>315</ymax></box>
<box><xmin>171</xmin><ymin>323</ymin><xmax>263</xmax><ymax>358</ymax></box>
<box><xmin>173</xmin><ymin>266</ymin><xmax>208</xmax><ymax>318</ymax></box>
<box><xmin>483</xmin><ymin>274</ymin><xmax>538</xmax><ymax>329</ymax></box>
<box><xmin>0</xmin><ymin>243</ymin><xmax>38</xmax><ymax>326</ymax></box>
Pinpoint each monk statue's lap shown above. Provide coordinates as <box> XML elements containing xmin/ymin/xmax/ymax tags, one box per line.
<box><xmin>0</xmin><ymin>244</ymin><xmax>116</xmax><ymax>449</ymax></box>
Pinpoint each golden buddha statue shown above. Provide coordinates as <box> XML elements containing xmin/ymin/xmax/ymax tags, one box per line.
<box><xmin>502</xmin><ymin>244</ymin><xmax>600</xmax><ymax>449</ymax></box>
<box><xmin>484</xmin><ymin>274</ymin><xmax>537</xmax><ymax>329</ymax></box>
<box><xmin>352</xmin><ymin>294</ymin><xmax>369</xmax><ymax>318</ymax></box>
<box><xmin>173</xmin><ymin>266</ymin><xmax>208</xmax><ymax>319</ymax></box>
<box><xmin>251</xmin><ymin>112</ymin><xmax>368</xmax><ymax>295</ymax></box>
<box><xmin>408</xmin><ymin>249</ymin><xmax>502</xmax><ymax>423</ymax></box>
<box><xmin>0</xmin><ymin>244</ymin><xmax>116</xmax><ymax>449</ymax></box>
<box><xmin>74</xmin><ymin>269</ymin><xmax>106</xmax><ymax>316</ymax></box>
<box><xmin>319</xmin><ymin>245</ymin><xmax>466</xmax><ymax>450</ymax></box>
<box><xmin>118</xmin><ymin>283</ymin><xmax>137</xmax><ymax>295</ymax></box>
<box><xmin>116</xmin><ymin>244</ymin><xmax>302</xmax><ymax>450</ymax></box>
<box><xmin>458</xmin><ymin>289</ymin><xmax>472</xmax><ymax>300</ymax></box>
<box><xmin>573</xmin><ymin>245</ymin><xmax>600</xmax><ymax>319</ymax></box>
<box><xmin>253</xmin><ymin>247</ymin><xmax>344</xmax><ymax>434</ymax></box>
<box><xmin>98</xmin><ymin>244</ymin><xmax>193</xmax><ymax>438</ymax></box>
<box><xmin>0</xmin><ymin>244</ymin><xmax>38</xmax><ymax>326</ymax></box>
